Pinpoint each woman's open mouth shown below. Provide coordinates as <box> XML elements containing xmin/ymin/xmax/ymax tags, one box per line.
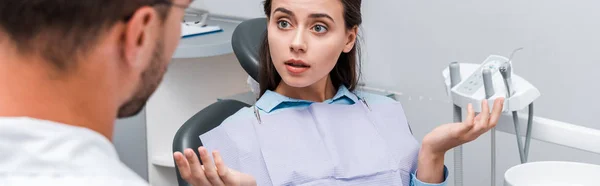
<box><xmin>285</xmin><ymin>59</ymin><xmax>310</xmax><ymax>74</ymax></box>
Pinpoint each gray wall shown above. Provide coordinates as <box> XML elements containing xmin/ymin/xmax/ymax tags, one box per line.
<box><xmin>113</xmin><ymin>110</ymin><xmax>148</xmax><ymax>181</ymax></box>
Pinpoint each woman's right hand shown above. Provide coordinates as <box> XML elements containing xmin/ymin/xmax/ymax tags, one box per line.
<box><xmin>173</xmin><ymin>147</ymin><xmax>257</xmax><ymax>186</ymax></box>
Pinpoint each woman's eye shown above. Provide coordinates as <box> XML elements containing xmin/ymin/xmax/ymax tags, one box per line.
<box><xmin>312</xmin><ymin>25</ymin><xmax>328</xmax><ymax>33</ymax></box>
<box><xmin>277</xmin><ymin>20</ymin><xmax>291</xmax><ymax>29</ymax></box>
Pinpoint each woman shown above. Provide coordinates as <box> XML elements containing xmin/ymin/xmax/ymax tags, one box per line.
<box><xmin>173</xmin><ymin>0</ymin><xmax>504</xmax><ymax>185</ymax></box>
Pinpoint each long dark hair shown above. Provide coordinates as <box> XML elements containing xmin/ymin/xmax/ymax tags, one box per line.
<box><xmin>258</xmin><ymin>0</ymin><xmax>363</xmax><ymax>96</ymax></box>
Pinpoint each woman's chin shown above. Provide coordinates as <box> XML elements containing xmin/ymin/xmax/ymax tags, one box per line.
<box><xmin>281</xmin><ymin>77</ymin><xmax>314</xmax><ymax>88</ymax></box>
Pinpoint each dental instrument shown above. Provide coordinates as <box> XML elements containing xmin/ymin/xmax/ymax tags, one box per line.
<box><xmin>443</xmin><ymin>53</ymin><xmax>541</xmax><ymax>186</ymax></box>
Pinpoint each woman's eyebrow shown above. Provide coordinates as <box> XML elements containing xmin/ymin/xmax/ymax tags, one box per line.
<box><xmin>273</xmin><ymin>7</ymin><xmax>335</xmax><ymax>23</ymax></box>
<box><xmin>309</xmin><ymin>13</ymin><xmax>334</xmax><ymax>23</ymax></box>
<box><xmin>273</xmin><ymin>7</ymin><xmax>294</xmax><ymax>17</ymax></box>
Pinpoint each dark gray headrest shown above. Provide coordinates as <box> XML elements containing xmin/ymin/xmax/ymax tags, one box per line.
<box><xmin>232</xmin><ymin>18</ymin><xmax>267</xmax><ymax>81</ymax></box>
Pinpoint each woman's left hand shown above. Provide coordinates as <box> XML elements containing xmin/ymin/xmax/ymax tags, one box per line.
<box><xmin>415</xmin><ymin>98</ymin><xmax>504</xmax><ymax>183</ymax></box>
<box><xmin>422</xmin><ymin>98</ymin><xmax>505</xmax><ymax>156</ymax></box>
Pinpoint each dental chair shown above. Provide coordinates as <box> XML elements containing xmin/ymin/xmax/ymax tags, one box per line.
<box><xmin>172</xmin><ymin>17</ymin><xmax>267</xmax><ymax>186</ymax></box>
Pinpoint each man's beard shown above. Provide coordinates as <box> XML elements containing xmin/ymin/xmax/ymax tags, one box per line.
<box><xmin>117</xmin><ymin>41</ymin><xmax>167</xmax><ymax>118</ymax></box>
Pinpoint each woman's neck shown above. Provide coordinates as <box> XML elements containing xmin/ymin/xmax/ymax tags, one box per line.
<box><xmin>275</xmin><ymin>76</ymin><xmax>336</xmax><ymax>102</ymax></box>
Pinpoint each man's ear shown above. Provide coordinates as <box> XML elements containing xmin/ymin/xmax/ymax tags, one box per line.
<box><xmin>343</xmin><ymin>26</ymin><xmax>358</xmax><ymax>53</ymax></box>
<box><xmin>122</xmin><ymin>7</ymin><xmax>159</xmax><ymax>69</ymax></box>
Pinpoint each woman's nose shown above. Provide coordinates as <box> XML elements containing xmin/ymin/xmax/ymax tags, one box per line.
<box><xmin>290</xmin><ymin>30</ymin><xmax>307</xmax><ymax>53</ymax></box>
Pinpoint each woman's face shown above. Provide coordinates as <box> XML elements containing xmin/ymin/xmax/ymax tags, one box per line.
<box><xmin>268</xmin><ymin>0</ymin><xmax>357</xmax><ymax>88</ymax></box>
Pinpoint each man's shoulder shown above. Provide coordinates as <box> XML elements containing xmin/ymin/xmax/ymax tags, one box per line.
<box><xmin>0</xmin><ymin>117</ymin><xmax>149</xmax><ymax>186</ymax></box>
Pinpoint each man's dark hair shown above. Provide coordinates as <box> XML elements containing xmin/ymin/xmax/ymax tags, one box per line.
<box><xmin>0</xmin><ymin>0</ymin><xmax>171</xmax><ymax>71</ymax></box>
